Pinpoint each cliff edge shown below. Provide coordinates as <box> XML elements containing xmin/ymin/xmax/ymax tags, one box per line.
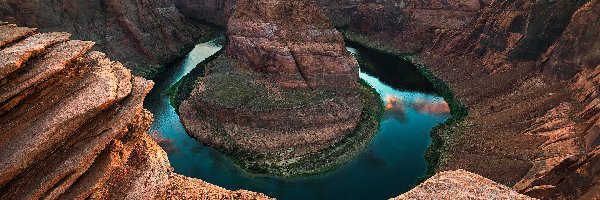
<box><xmin>0</xmin><ymin>21</ymin><xmax>270</xmax><ymax>200</ymax></box>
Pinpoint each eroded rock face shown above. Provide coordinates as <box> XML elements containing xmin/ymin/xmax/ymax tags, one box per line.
<box><xmin>173</xmin><ymin>0</ymin><xmax>237</xmax><ymax>26</ymax></box>
<box><xmin>179</xmin><ymin>0</ymin><xmax>370</xmax><ymax>176</ymax></box>
<box><xmin>349</xmin><ymin>0</ymin><xmax>491</xmax><ymax>52</ymax></box>
<box><xmin>0</xmin><ymin>0</ymin><xmax>204</xmax><ymax>78</ymax></box>
<box><xmin>0</xmin><ymin>22</ymin><xmax>270</xmax><ymax>200</ymax></box>
<box><xmin>407</xmin><ymin>0</ymin><xmax>600</xmax><ymax>199</ymax></box>
<box><xmin>394</xmin><ymin>170</ymin><xmax>534</xmax><ymax>200</ymax></box>
<box><xmin>173</xmin><ymin>0</ymin><xmax>364</xmax><ymax>27</ymax></box>
<box><xmin>226</xmin><ymin>0</ymin><xmax>359</xmax><ymax>90</ymax></box>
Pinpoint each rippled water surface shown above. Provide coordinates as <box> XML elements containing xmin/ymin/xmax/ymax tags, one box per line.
<box><xmin>144</xmin><ymin>39</ymin><xmax>449</xmax><ymax>200</ymax></box>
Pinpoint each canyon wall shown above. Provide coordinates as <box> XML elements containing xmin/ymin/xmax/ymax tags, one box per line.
<box><xmin>0</xmin><ymin>22</ymin><xmax>269</xmax><ymax>199</ymax></box>
<box><xmin>173</xmin><ymin>0</ymin><xmax>363</xmax><ymax>27</ymax></box>
<box><xmin>0</xmin><ymin>21</ymin><xmax>534</xmax><ymax>200</ymax></box>
<box><xmin>410</xmin><ymin>0</ymin><xmax>600</xmax><ymax>199</ymax></box>
<box><xmin>173</xmin><ymin>0</ymin><xmax>237</xmax><ymax>26</ymax></box>
<box><xmin>348</xmin><ymin>0</ymin><xmax>492</xmax><ymax>52</ymax></box>
<box><xmin>177</xmin><ymin>0</ymin><xmax>378</xmax><ymax>177</ymax></box>
<box><xmin>0</xmin><ymin>0</ymin><xmax>207</xmax><ymax>78</ymax></box>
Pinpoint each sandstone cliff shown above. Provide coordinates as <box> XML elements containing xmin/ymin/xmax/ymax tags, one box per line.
<box><xmin>0</xmin><ymin>22</ymin><xmax>270</xmax><ymax>200</ymax></box>
<box><xmin>177</xmin><ymin>0</ymin><xmax>383</xmax><ymax>177</ymax></box>
<box><xmin>348</xmin><ymin>0</ymin><xmax>492</xmax><ymax>53</ymax></box>
<box><xmin>411</xmin><ymin>0</ymin><xmax>600</xmax><ymax>199</ymax></box>
<box><xmin>172</xmin><ymin>0</ymin><xmax>364</xmax><ymax>28</ymax></box>
<box><xmin>395</xmin><ymin>170</ymin><xmax>534</xmax><ymax>200</ymax></box>
<box><xmin>0</xmin><ymin>0</ymin><xmax>209</xmax><ymax>78</ymax></box>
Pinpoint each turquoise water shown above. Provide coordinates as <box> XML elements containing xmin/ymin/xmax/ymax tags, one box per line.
<box><xmin>144</xmin><ymin>39</ymin><xmax>449</xmax><ymax>200</ymax></box>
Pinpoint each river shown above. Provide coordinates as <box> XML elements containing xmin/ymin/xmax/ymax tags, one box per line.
<box><xmin>143</xmin><ymin>38</ymin><xmax>449</xmax><ymax>200</ymax></box>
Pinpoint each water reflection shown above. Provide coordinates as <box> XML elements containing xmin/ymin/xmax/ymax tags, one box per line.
<box><xmin>412</xmin><ymin>97</ymin><xmax>450</xmax><ymax>115</ymax></box>
<box><xmin>384</xmin><ymin>95</ymin><xmax>407</xmax><ymax>122</ymax></box>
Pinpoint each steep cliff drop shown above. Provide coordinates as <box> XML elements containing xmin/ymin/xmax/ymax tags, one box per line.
<box><xmin>177</xmin><ymin>0</ymin><xmax>382</xmax><ymax>177</ymax></box>
<box><xmin>0</xmin><ymin>22</ymin><xmax>269</xmax><ymax>199</ymax></box>
<box><xmin>0</xmin><ymin>0</ymin><xmax>209</xmax><ymax>79</ymax></box>
<box><xmin>347</xmin><ymin>0</ymin><xmax>493</xmax><ymax>53</ymax></box>
<box><xmin>409</xmin><ymin>0</ymin><xmax>600</xmax><ymax>199</ymax></box>
<box><xmin>343</xmin><ymin>0</ymin><xmax>599</xmax><ymax>198</ymax></box>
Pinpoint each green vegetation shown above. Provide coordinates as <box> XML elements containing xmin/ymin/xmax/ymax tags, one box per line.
<box><xmin>169</xmin><ymin>50</ymin><xmax>384</xmax><ymax>177</ymax></box>
<box><xmin>233</xmin><ymin>80</ymin><xmax>384</xmax><ymax>177</ymax></box>
<box><xmin>168</xmin><ymin>48</ymin><xmax>224</xmax><ymax>110</ymax></box>
<box><xmin>344</xmin><ymin>31</ymin><xmax>469</xmax><ymax>184</ymax></box>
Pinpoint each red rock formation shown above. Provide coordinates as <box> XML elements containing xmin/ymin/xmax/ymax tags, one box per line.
<box><xmin>179</xmin><ymin>0</ymin><xmax>373</xmax><ymax>176</ymax></box>
<box><xmin>394</xmin><ymin>170</ymin><xmax>534</xmax><ymax>200</ymax></box>
<box><xmin>0</xmin><ymin>0</ymin><xmax>205</xmax><ymax>78</ymax></box>
<box><xmin>226</xmin><ymin>0</ymin><xmax>359</xmax><ymax>90</ymax></box>
<box><xmin>407</xmin><ymin>0</ymin><xmax>600</xmax><ymax>198</ymax></box>
<box><xmin>0</xmin><ymin>22</ymin><xmax>270</xmax><ymax>199</ymax></box>
<box><xmin>349</xmin><ymin>0</ymin><xmax>492</xmax><ymax>52</ymax></box>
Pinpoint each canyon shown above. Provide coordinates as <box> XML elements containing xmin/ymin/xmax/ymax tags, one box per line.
<box><xmin>176</xmin><ymin>0</ymin><xmax>381</xmax><ymax>176</ymax></box>
<box><xmin>0</xmin><ymin>0</ymin><xmax>211</xmax><ymax>78</ymax></box>
<box><xmin>0</xmin><ymin>0</ymin><xmax>598</xmax><ymax>199</ymax></box>
<box><xmin>0</xmin><ymin>22</ymin><xmax>268</xmax><ymax>199</ymax></box>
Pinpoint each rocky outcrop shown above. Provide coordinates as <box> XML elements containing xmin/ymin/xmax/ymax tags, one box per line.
<box><xmin>0</xmin><ymin>0</ymin><xmax>207</xmax><ymax>78</ymax></box>
<box><xmin>226</xmin><ymin>0</ymin><xmax>359</xmax><ymax>90</ymax></box>
<box><xmin>172</xmin><ymin>0</ymin><xmax>363</xmax><ymax>28</ymax></box>
<box><xmin>0</xmin><ymin>22</ymin><xmax>270</xmax><ymax>199</ymax></box>
<box><xmin>400</xmin><ymin>0</ymin><xmax>600</xmax><ymax>199</ymax></box>
<box><xmin>394</xmin><ymin>170</ymin><xmax>534</xmax><ymax>199</ymax></box>
<box><xmin>348</xmin><ymin>0</ymin><xmax>492</xmax><ymax>53</ymax></box>
<box><xmin>178</xmin><ymin>0</ymin><xmax>380</xmax><ymax>176</ymax></box>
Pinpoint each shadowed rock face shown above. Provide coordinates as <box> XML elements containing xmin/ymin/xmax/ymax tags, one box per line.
<box><xmin>406</xmin><ymin>0</ymin><xmax>600</xmax><ymax>199</ymax></box>
<box><xmin>173</xmin><ymin>0</ymin><xmax>237</xmax><ymax>26</ymax></box>
<box><xmin>179</xmin><ymin>0</ymin><xmax>368</xmax><ymax>176</ymax></box>
<box><xmin>173</xmin><ymin>0</ymin><xmax>364</xmax><ymax>27</ymax></box>
<box><xmin>348</xmin><ymin>0</ymin><xmax>492</xmax><ymax>52</ymax></box>
<box><xmin>0</xmin><ymin>22</ymin><xmax>270</xmax><ymax>200</ymax></box>
<box><xmin>226</xmin><ymin>0</ymin><xmax>359</xmax><ymax>90</ymax></box>
<box><xmin>0</xmin><ymin>0</ymin><xmax>204</xmax><ymax>78</ymax></box>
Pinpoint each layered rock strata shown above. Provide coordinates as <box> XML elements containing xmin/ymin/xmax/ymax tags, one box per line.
<box><xmin>0</xmin><ymin>0</ymin><xmax>207</xmax><ymax>78</ymax></box>
<box><xmin>0</xmin><ymin>22</ymin><xmax>270</xmax><ymax>199</ymax></box>
<box><xmin>411</xmin><ymin>0</ymin><xmax>600</xmax><ymax>199</ymax></box>
<box><xmin>348</xmin><ymin>0</ymin><xmax>492</xmax><ymax>53</ymax></box>
<box><xmin>226</xmin><ymin>0</ymin><xmax>359</xmax><ymax>90</ymax></box>
<box><xmin>178</xmin><ymin>0</ymin><xmax>377</xmax><ymax>176</ymax></box>
<box><xmin>172</xmin><ymin>0</ymin><xmax>364</xmax><ymax>28</ymax></box>
<box><xmin>344</xmin><ymin>0</ymin><xmax>598</xmax><ymax>198</ymax></box>
<box><xmin>394</xmin><ymin>170</ymin><xmax>534</xmax><ymax>200</ymax></box>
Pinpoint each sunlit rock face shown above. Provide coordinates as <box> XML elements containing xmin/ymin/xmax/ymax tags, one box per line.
<box><xmin>0</xmin><ymin>22</ymin><xmax>270</xmax><ymax>199</ymax></box>
<box><xmin>226</xmin><ymin>0</ymin><xmax>359</xmax><ymax>90</ymax></box>
<box><xmin>394</xmin><ymin>170</ymin><xmax>535</xmax><ymax>200</ymax></box>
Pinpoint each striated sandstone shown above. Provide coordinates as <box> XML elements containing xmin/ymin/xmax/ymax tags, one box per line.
<box><xmin>343</xmin><ymin>0</ymin><xmax>600</xmax><ymax>198</ymax></box>
<box><xmin>348</xmin><ymin>0</ymin><xmax>491</xmax><ymax>53</ymax></box>
<box><xmin>0</xmin><ymin>0</ymin><xmax>207</xmax><ymax>78</ymax></box>
<box><xmin>394</xmin><ymin>170</ymin><xmax>534</xmax><ymax>200</ymax></box>
<box><xmin>0</xmin><ymin>22</ymin><xmax>270</xmax><ymax>200</ymax></box>
<box><xmin>400</xmin><ymin>0</ymin><xmax>600</xmax><ymax>199</ymax></box>
<box><xmin>226</xmin><ymin>0</ymin><xmax>358</xmax><ymax>90</ymax></box>
<box><xmin>178</xmin><ymin>0</ymin><xmax>375</xmax><ymax>176</ymax></box>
